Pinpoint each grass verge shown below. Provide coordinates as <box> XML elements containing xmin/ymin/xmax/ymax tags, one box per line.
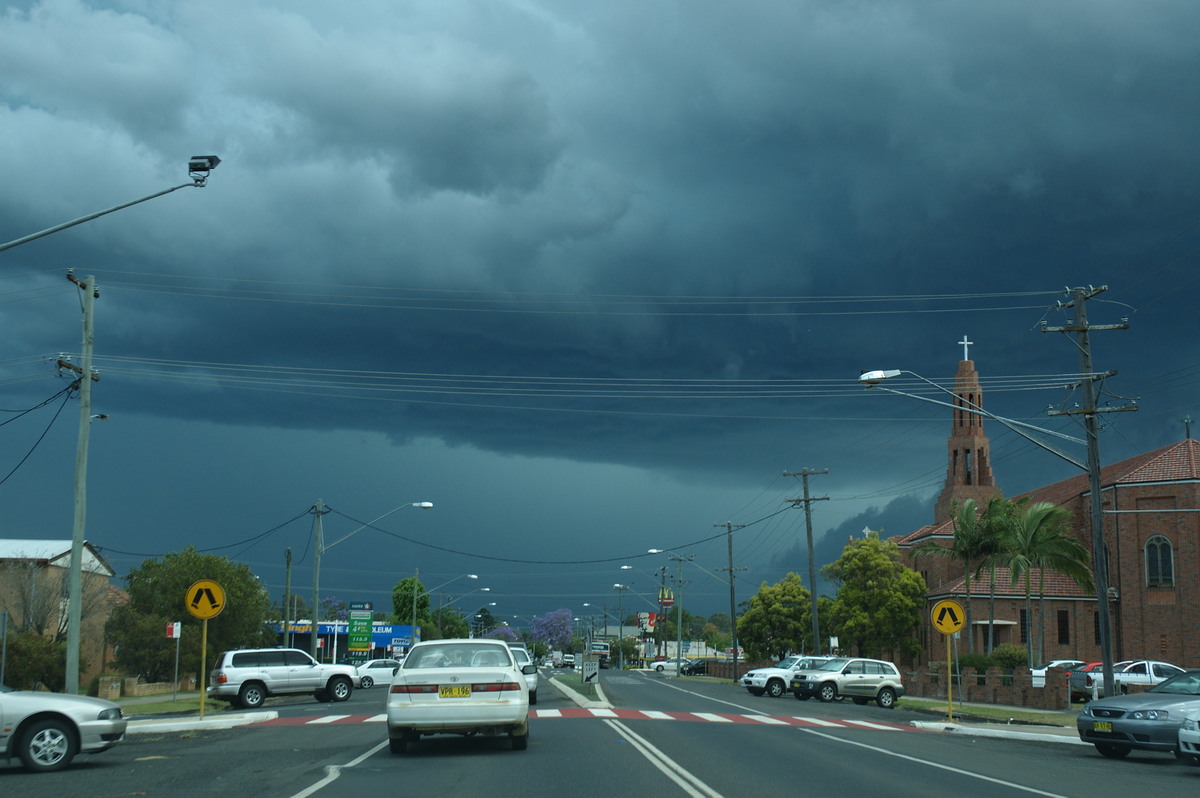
<box><xmin>899</xmin><ymin>697</ymin><xmax>1074</xmax><ymax>727</ymax></box>
<box><xmin>118</xmin><ymin>695</ymin><xmax>226</xmax><ymax>717</ymax></box>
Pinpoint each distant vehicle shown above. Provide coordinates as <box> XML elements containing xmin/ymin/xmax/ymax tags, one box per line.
<box><xmin>354</xmin><ymin>658</ymin><xmax>402</xmax><ymax>689</ymax></box>
<box><xmin>562</xmin><ymin>653</ymin><xmax>576</xmax><ymax>668</ymax></box>
<box><xmin>508</xmin><ymin>645</ymin><xmax>539</xmax><ymax>704</ymax></box>
<box><xmin>654</xmin><ymin>657</ymin><xmax>689</xmax><ymax>674</ymax></box>
<box><xmin>681</xmin><ymin>658</ymin><xmax>716</xmax><ymax>676</ymax></box>
<box><xmin>1030</xmin><ymin>659</ymin><xmax>1085</xmax><ymax>688</ymax></box>
<box><xmin>741</xmin><ymin>655</ymin><xmax>835</xmax><ymax>697</ymax></box>
<box><xmin>0</xmin><ymin>684</ymin><xmax>127</xmax><ymax>772</ymax></box>
<box><xmin>589</xmin><ymin>641</ymin><xmax>611</xmax><ymax>668</ymax></box>
<box><xmin>1070</xmin><ymin>660</ymin><xmax>1184</xmax><ymax>701</ymax></box>
<box><xmin>790</xmin><ymin>657</ymin><xmax>905</xmax><ymax>708</ymax></box>
<box><xmin>387</xmin><ymin>639</ymin><xmax>535</xmax><ymax>753</ymax></box>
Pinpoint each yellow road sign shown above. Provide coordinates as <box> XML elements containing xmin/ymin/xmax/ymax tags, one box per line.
<box><xmin>931</xmin><ymin>599</ymin><xmax>965</xmax><ymax>634</ymax></box>
<box><xmin>186</xmin><ymin>579</ymin><xmax>226</xmax><ymax>619</ymax></box>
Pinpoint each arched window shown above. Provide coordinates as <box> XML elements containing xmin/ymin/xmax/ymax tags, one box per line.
<box><xmin>1145</xmin><ymin>535</ymin><xmax>1174</xmax><ymax>587</ymax></box>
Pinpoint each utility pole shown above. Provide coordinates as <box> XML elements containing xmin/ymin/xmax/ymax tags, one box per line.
<box><xmin>65</xmin><ymin>273</ymin><xmax>98</xmax><ymax>694</ymax></box>
<box><xmin>1043</xmin><ymin>286</ymin><xmax>1136</xmax><ymax>698</ymax></box>
<box><xmin>714</xmin><ymin>522</ymin><xmax>746</xmax><ymax>684</ymax></box>
<box><xmin>284</xmin><ymin>548</ymin><xmax>292</xmax><ymax>647</ymax></box>
<box><xmin>311</xmin><ymin>499</ymin><xmax>326</xmax><ymax>660</ymax></box>
<box><xmin>786</xmin><ymin>468</ymin><xmax>829</xmax><ymax>655</ymax></box>
<box><xmin>669</xmin><ymin>554</ymin><xmax>693</xmax><ymax>676</ymax></box>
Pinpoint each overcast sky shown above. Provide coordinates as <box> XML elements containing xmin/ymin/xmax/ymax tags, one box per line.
<box><xmin>2</xmin><ymin>1</ymin><xmax>1198</xmax><ymax>630</ymax></box>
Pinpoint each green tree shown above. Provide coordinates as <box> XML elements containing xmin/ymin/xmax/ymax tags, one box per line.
<box><xmin>426</xmin><ymin>606</ymin><xmax>469</xmax><ymax>640</ymax></box>
<box><xmin>105</xmin><ymin>546</ymin><xmax>273</xmax><ymax>683</ymax></box>
<box><xmin>391</xmin><ymin>575</ymin><xmax>430</xmax><ymax>633</ymax></box>
<box><xmin>993</xmin><ymin>500</ymin><xmax>1094</xmax><ymax>666</ymax></box>
<box><xmin>736</xmin><ymin>572</ymin><xmax>814</xmax><ymax>660</ymax></box>
<box><xmin>4</xmin><ymin>629</ymin><xmax>70</xmax><ymax>690</ymax></box>
<box><xmin>472</xmin><ymin>606</ymin><xmax>498</xmax><ymax>636</ymax></box>
<box><xmin>822</xmin><ymin>530</ymin><xmax>926</xmax><ymax>659</ymax></box>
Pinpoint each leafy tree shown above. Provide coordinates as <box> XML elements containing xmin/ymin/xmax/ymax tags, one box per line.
<box><xmin>485</xmin><ymin>625</ymin><xmax>518</xmax><ymax>642</ymax></box>
<box><xmin>611</xmin><ymin>635</ymin><xmax>640</xmax><ymax>667</ymax></box>
<box><xmin>105</xmin><ymin>546</ymin><xmax>273</xmax><ymax>683</ymax></box>
<box><xmin>472</xmin><ymin>606</ymin><xmax>498</xmax><ymax>636</ymax></box>
<box><xmin>822</xmin><ymin>530</ymin><xmax>926</xmax><ymax>659</ymax></box>
<box><xmin>706</xmin><ymin>612</ymin><xmax>732</xmax><ymax>634</ymax></box>
<box><xmin>425</xmin><ymin>606</ymin><xmax>469</xmax><ymax>640</ymax></box>
<box><xmin>736</xmin><ymin>572</ymin><xmax>814</xmax><ymax>660</ymax></box>
<box><xmin>529</xmin><ymin>609</ymin><xmax>573</xmax><ymax>651</ymax></box>
<box><xmin>701</xmin><ymin>623</ymin><xmax>730</xmax><ymax>653</ymax></box>
<box><xmin>993</xmin><ymin>500</ymin><xmax>1094</xmax><ymax>666</ymax></box>
<box><xmin>319</xmin><ymin>595</ymin><xmax>348</xmax><ymax>622</ymax></box>
<box><xmin>4</xmin><ymin>629</ymin><xmax>71</xmax><ymax>690</ymax></box>
<box><xmin>391</xmin><ymin>576</ymin><xmax>430</xmax><ymax>632</ymax></box>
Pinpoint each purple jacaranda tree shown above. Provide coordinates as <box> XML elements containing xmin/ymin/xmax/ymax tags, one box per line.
<box><xmin>529</xmin><ymin>609</ymin><xmax>573</xmax><ymax>651</ymax></box>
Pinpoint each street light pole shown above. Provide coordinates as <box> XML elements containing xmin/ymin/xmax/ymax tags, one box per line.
<box><xmin>312</xmin><ymin>500</ymin><xmax>432</xmax><ymax>659</ymax></box>
<box><xmin>410</xmin><ymin>573</ymin><xmax>479</xmax><ymax>647</ymax></box>
<box><xmin>0</xmin><ymin>156</ymin><xmax>221</xmax><ymax>252</ymax></box>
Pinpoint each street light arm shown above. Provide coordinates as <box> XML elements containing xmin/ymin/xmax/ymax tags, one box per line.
<box><xmin>323</xmin><ymin>501</ymin><xmax>433</xmax><ymax>552</ymax></box>
<box><xmin>862</xmin><ymin>371</ymin><xmax>1088</xmax><ymax>470</ymax></box>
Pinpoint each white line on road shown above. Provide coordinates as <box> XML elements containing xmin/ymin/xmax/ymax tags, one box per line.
<box><xmin>308</xmin><ymin>715</ymin><xmax>349</xmax><ymax>724</ymax></box>
<box><xmin>289</xmin><ymin>740</ymin><xmax>389</xmax><ymax>798</ymax></box>
<box><xmin>605</xmin><ymin>718</ymin><xmax>724</xmax><ymax>798</ymax></box>
<box><xmin>690</xmin><ymin>713</ymin><xmax>732</xmax><ymax>723</ymax></box>
<box><xmin>641</xmin><ymin>710</ymin><xmax>675</xmax><ymax>720</ymax></box>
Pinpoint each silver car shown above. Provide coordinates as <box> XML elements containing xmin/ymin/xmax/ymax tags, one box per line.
<box><xmin>1077</xmin><ymin>669</ymin><xmax>1200</xmax><ymax>758</ymax></box>
<box><xmin>0</xmin><ymin>685</ymin><xmax>127</xmax><ymax>772</ymax></box>
<box><xmin>508</xmin><ymin>645</ymin><xmax>538</xmax><ymax>705</ymax></box>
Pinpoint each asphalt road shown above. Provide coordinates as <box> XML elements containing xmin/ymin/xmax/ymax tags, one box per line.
<box><xmin>5</xmin><ymin>670</ymin><xmax>1200</xmax><ymax>797</ymax></box>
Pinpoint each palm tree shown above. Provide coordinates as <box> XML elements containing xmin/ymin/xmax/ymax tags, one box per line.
<box><xmin>994</xmin><ymin>500</ymin><xmax>1095</xmax><ymax>666</ymax></box>
<box><xmin>913</xmin><ymin>498</ymin><xmax>995</xmax><ymax>654</ymax></box>
<box><xmin>974</xmin><ymin>495</ymin><xmax>1015</xmax><ymax>653</ymax></box>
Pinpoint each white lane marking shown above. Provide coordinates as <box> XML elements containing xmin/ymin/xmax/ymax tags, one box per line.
<box><xmin>745</xmin><ymin>715</ymin><xmax>787</xmax><ymax>725</ymax></box>
<box><xmin>308</xmin><ymin>715</ymin><xmax>350</xmax><ymax>724</ymax></box>
<box><xmin>589</xmin><ymin>708</ymin><xmax>618</xmax><ymax>717</ymax></box>
<box><xmin>289</xmin><ymin>740</ymin><xmax>388</xmax><ymax>798</ymax></box>
<box><xmin>537</xmin><ymin>709</ymin><xmax>563</xmax><ymax>717</ymax></box>
<box><xmin>691</xmin><ymin>713</ymin><xmax>732</xmax><ymax>723</ymax></box>
<box><xmin>641</xmin><ymin>710</ymin><xmax>674</xmax><ymax>720</ymax></box>
<box><xmin>797</xmin><ymin>717</ymin><xmax>842</xmax><ymax>727</ymax></box>
<box><xmin>799</xmin><ymin>727</ymin><xmax>1066</xmax><ymax>798</ymax></box>
<box><xmin>842</xmin><ymin>719</ymin><xmax>897</xmax><ymax>730</ymax></box>
<box><xmin>605</xmin><ymin>718</ymin><xmax>723</xmax><ymax>798</ymax></box>
<box><xmin>364</xmin><ymin>714</ymin><xmax>387</xmax><ymax>723</ymax></box>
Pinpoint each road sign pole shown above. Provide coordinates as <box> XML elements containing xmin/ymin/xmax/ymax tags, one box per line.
<box><xmin>199</xmin><ymin>618</ymin><xmax>208</xmax><ymax>719</ymax></box>
<box><xmin>945</xmin><ymin>632</ymin><xmax>953</xmax><ymax>722</ymax></box>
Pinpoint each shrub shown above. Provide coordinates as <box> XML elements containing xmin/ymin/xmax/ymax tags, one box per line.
<box><xmin>990</xmin><ymin>644</ymin><xmax>1030</xmax><ymax>670</ymax></box>
<box><xmin>955</xmin><ymin>652</ymin><xmax>992</xmax><ymax>675</ymax></box>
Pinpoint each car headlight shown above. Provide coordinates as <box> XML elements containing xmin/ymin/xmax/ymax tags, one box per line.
<box><xmin>97</xmin><ymin>707</ymin><xmax>123</xmax><ymax>721</ymax></box>
<box><xmin>1130</xmin><ymin>710</ymin><xmax>1168</xmax><ymax>721</ymax></box>
<box><xmin>1183</xmin><ymin>717</ymin><xmax>1199</xmax><ymax>731</ymax></box>
<box><xmin>1080</xmin><ymin>706</ymin><xmax>1094</xmax><ymax>717</ymax></box>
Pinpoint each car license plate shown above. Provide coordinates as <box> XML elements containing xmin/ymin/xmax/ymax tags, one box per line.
<box><xmin>1092</xmin><ymin>721</ymin><xmax>1113</xmax><ymax>733</ymax></box>
<box><xmin>439</xmin><ymin>685</ymin><xmax>471</xmax><ymax>699</ymax></box>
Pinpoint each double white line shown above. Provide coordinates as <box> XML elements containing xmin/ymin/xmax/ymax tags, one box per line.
<box><xmin>604</xmin><ymin>718</ymin><xmax>723</xmax><ymax>798</ymax></box>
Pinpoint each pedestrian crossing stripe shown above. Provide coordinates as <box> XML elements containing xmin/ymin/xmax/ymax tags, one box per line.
<box><xmin>251</xmin><ymin>708</ymin><xmax>916</xmax><ymax>731</ymax></box>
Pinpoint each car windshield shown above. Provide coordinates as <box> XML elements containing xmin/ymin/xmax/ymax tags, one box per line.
<box><xmin>777</xmin><ymin>656</ymin><xmax>801</xmax><ymax>668</ymax></box>
<box><xmin>1149</xmin><ymin>671</ymin><xmax>1200</xmax><ymax>695</ymax></box>
<box><xmin>815</xmin><ymin>658</ymin><xmax>851</xmax><ymax>672</ymax></box>
<box><xmin>405</xmin><ymin>643</ymin><xmax>511</xmax><ymax>669</ymax></box>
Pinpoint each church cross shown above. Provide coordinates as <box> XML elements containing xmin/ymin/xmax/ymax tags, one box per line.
<box><xmin>959</xmin><ymin>335</ymin><xmax>973</xmax><ymax>361</ymax></box>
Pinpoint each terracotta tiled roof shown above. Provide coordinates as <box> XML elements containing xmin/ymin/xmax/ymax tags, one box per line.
<box><xmin>929</xmin><ymin>566</ymin><xmax>1093</xmax><ymax>599</ymax></box>
<box><xmin>1018</xmin><ymin>439</ymin><xmax>1200</xmax><ymax>505</ymax></box>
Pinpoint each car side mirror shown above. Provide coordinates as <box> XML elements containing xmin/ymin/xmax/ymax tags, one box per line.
<box><xmin>522</xmin><ymin>664</ymin><xmax>538</xmax><ymax>675</ymax></box>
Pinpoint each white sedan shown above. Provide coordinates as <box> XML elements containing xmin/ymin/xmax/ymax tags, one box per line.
<box><xmin>387</xmin><ymin>639</ymin><xmax>534</xmax><ymax>753</ymax></box>
<box><xmin>653</xmin><ymin>657</ymin><xmax>690</xmax><ymax>673</ymax></box>
<box><xmin>1029</xmin><ymin>659</ymin><xmax>1084</xmax><ymax>688</ymax></box>
<box><xmin>1180</xmin><ymin>709</ymin><xmax>1200</xmax><ymax>763</ymax></box>
<box><xmin>0</xmin><ymin>685</ymin><xmax>127</xmax><ymax>772</ymax></box>
<box><xmin>354</xmin><ymin>658</ymin><xmax>402</xmax><ymax>688</ymax></box>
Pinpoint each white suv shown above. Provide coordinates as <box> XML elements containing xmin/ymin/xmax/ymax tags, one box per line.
<box><xmin>208</xmin><ymin>648</ymin><xmax>358</xmax><ymax>709</ymax></box>
<box><xmin>789</xmin><ymin>657</ymin><xmax>905</xmax><ymax>708</ymax></box>
<box><xmin>741</xmin><ymin>655</ymin><xmax>834</xmax><ymax>697</ymax></box>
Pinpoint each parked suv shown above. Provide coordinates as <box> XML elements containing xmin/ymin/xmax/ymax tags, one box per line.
<box><xmin>209</xmin><ymin>647</ymin><xmax>357</xmax><ymax>709</ymax></box>
<box><xmin>789</xmin><ymin>657</ymin><xmax>905</xmax><ymax>708</ymax></box>
<box><xmin>741</xmin><ymin>655</ymin><xmax>834</xmax><ymax>698</ymax></box>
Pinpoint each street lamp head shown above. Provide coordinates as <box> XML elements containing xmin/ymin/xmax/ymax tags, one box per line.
<box><xmin>620</xmin><ymin>565</ymin><xmax>633</xmax><ymax>570</ymax></box>
<box><xmin>413</xmin><ymin>502</ymin><xmax>434</xmax><ymax>509</ymax></box>
<box><xmin>467</xmin><ymin>574</ymin><xmax>479</xmax><ymax>579</ymax></box>
<box><xmin>189</xmin><ymin>154</ymin><xmax>221</xmax><ymax>173</ymax></box>
<box><xmin>613</xmin><ymin>583</ymin><xmax>625</xmax><ymax>589</ymax></box>
<box><xmin>858</xmin><ymin>369</ymin><xmax>901</xmax><ymax>385</ymax></box>
<box><xmin>647</xmin><ymin>548</ymin><xmax>664</xmax><ymax>554</ymax></box>
<box><xmin>480</xmin><ymin>587</ymin><xmax>490</xmax><ymax>592</ymax></box>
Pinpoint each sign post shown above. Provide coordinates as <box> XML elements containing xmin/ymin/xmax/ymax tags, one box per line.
<box><xmin>931</xmin><ymin>599</ymin><xmax>965</xmax><ymax>722</ymax></box>
<box><xmin>186</xmin><ymin>580</ymin><xmax>226</xmax><ymax>718</ymax></box>
<box><xmin>347</xmin><ymin>602</ymin><xmax>373</xmax><ymax>663</ymax></box>
<box><xmin>166</xmin><ymin>621</ymin><xmax>182</xmax><ymax>702</ymax></box>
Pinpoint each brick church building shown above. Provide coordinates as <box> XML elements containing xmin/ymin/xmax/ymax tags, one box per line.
<box><xmin>893</xmin><ymin>351</ymin><xmax>1200</xmax><ymax>669</ymax></box>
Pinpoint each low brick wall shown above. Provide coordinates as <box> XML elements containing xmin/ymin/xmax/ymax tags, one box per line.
<box><xmin>122</xmin><ymin>677</ymin><xmax>195</xmax><ymax>697</ymax></box>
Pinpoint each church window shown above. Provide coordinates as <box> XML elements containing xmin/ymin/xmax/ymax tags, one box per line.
<box><xmin>1145</xmin><ymin>535</ymin><xmax>1174</xmax><ymax>587</ymax></box>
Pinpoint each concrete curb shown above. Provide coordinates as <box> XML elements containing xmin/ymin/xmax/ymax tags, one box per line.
<box><xmin>126</xmin><ymin>711</ymin><xmax>277</xmax><ymax>733</ymax></box>
<box><xmin>911</xmin><ymin>720</ymin><xmax>1086</xmax><ymax>745</ymax></box>
<box><xmin>545</xmin><ymin>670</ymin><xmax>613</xmax><ymax>709</ymax></box>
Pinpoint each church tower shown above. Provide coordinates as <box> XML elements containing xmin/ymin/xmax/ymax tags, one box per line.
<box><xmin>933</xmin><ymin>336</ymin><xmax>997</xmax><ymax>524</ymax></box>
